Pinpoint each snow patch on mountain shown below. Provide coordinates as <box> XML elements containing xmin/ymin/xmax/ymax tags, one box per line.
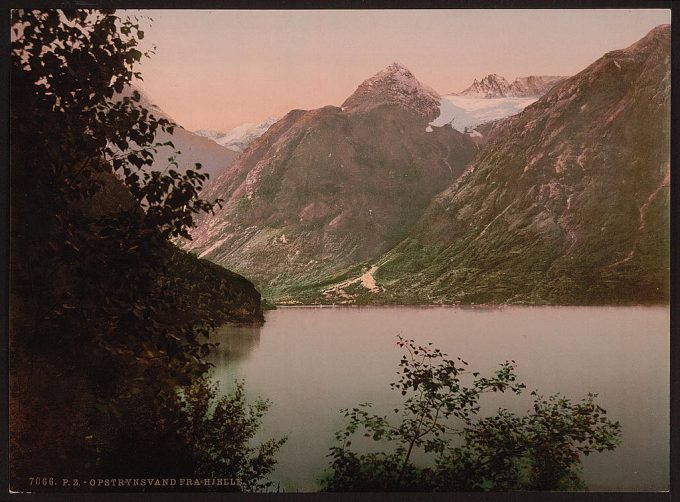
<box><xmin>194</xmin><ymin>117</ymin><xmax>279</xmax><ymax>153</ymax></box>
<box><xmin>194</xmin><ymin>129</ymin><xmax>226</xmax><ymax>141</ymax></box>
<box><xmin>429</xmin><ymin>95</ymin><xmax>538</xmax><ymax>132</ymax></box>
<box><xmin>216</xmin><ymin>117</ymin><xmax>279</xmax><ymax>152</ymax></box>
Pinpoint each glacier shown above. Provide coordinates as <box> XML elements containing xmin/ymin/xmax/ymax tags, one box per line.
<box><xmin>194</xmin><ymin>116</ymin><xmax>279</xmax><ymax>153</ymax></box>
<box><xmin>429</xmin><ymin>95</ymin><xmax>538</xmax><ymax>133</ymax></box>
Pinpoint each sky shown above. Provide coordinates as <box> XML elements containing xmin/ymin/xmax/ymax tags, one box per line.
<box><xmin>132</xmin><ymin>9</ymin><xmax>670</xmax><ymax>132</ymax></box>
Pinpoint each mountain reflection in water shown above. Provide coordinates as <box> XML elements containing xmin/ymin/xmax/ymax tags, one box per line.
<box><xmin>209</xmin><ymin>324</ymin><xmax>262</xmax><ymax>365</ymax></box>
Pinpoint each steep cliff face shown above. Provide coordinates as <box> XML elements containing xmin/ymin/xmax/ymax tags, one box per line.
<box><xmin>373</xmin><ymin>25</ymin><xmax>670</xmax><ymax>304</ymax></box>
<box><xmin>168</xmin><ymin>249</ymin><xmax>264</xmax><ymax>324</ymax></box>
<box><xmin>184</xmin><ymin>64</ymin><xmax>478</xmax><ymax>301</ymax></box>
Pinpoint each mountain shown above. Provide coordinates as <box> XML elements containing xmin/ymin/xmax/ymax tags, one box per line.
<box><xmin>508</xmin><ymin>75</ymin><xmax>568</xmax><ymax>97</ymax></box>
<box><xmin>428</xmin><ymin>74</ymin><xmax>567</xmax><ymax>136</ymax></box>
<box><xmin>365</xmin><ymin>24</ymin><xmax>670</xmax><ymax>305</ymax></box>
<box><xmin>161</xmin><ymin>126</ymin><xmax>239</xmax><ymax>179</ymax></box>
<box><xmin>458</xmin><ymin>73</ymin><xmax>512</xmax><ymax>98</ymax></box>
<box><xmin>459</xmin><ymin>74</ymin><xmax>567</xmax><ymax>98</ymax></box>
<box><xmin>196</xmin><ymin>117</ymin><xmax>280</xmax><ymax>153</ymax></box>
<box><xmin>183</xmin><ymin>63</ymin><xmax>478</xmax><ymax>301</ymax></box>
<box><xmin>193</xmin><ymin>129</ymin><xmax>226</xmax><ymax>141</ymax></box>
<box><xmin>119</xmin><ymin>88</ymin><xmax>240</xmax><ymax>179</ymax></box>
<box><xmin>341</xmin><ymin>62</ymin><xmax>441</xmax><ymax>118</ymax></box>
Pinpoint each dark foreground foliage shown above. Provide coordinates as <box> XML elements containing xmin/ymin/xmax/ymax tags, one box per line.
<box><xmin>177</xmin><ymin>376</ymin><xmax>288</xmax><ymax>492</ymax></box>
<box><xmin>10</xmin><ymin>9</ymin><xmax>280</xmax><ymax>492</ymax></box>
<box><xmin>321</xmin><ymin>337</ymin><xmax>621</xmax><ymax>491</ymax></box>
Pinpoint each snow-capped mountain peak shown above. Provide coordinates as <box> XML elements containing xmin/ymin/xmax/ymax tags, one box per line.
<box><xmin>194</xmin><ymin>117</ymin><xmax>279</xmax><ymax>153</ymax></box>
<box><xmin>341</xmin><ymin>62</ymin><xmax>441</xmax><ymax>118</ymax></box>
<box><xmin>215</xmin><ymin>117</ymin><xmax>279</xmax><ymax>153</ymax></box>
<box><xmin>458</xmin><ymin>74</ymin><xmax>566</xmax><ymax>98</ymax></box>
<box><xmin>372</xmin><ymin>62</ymin><xmax>417</xmax><ymax>80</ymax></box>
<box><xmin>459</xmin><ymin>74</ymin><xmax>512</xmax><ymax>98</ymax></box>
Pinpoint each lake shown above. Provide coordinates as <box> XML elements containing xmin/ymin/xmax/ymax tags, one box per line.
<box><xmin>208</xmin><ymin>306</ymin><xmax>669</xmax><ymax>492</ymax></box>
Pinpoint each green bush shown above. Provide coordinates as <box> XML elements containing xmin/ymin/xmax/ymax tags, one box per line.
<box><xmin>322</xmin><ymin>337</ymin><xmax>621</xmax><ymax>491</ymax></box>
<box><xmin>177</xmin><ymin>376</ymin><xmax>287</xmax><ymax>492</ymax></box>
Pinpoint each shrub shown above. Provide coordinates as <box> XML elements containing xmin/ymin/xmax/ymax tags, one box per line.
<box><xmin>322</xmin><ymin>336</ymin><xmax>621</xmax><ymax>491</ymax></box>
<box><xmin>177</xmin><ymin>376</ymin><xmax>287</xmax><ymax>492</ymax></box>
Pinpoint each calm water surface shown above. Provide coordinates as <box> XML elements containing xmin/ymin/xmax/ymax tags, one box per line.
<box><xmin>208</xmin><ymin>306</ymin><xmax>669</xmax><ymax>492</ymax></box>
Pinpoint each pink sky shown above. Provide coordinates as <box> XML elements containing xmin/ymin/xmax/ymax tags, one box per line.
<box><xmin>133</xmin><ymin>9</ymin><xmax>670</xmax><ymax>132</ymax></box>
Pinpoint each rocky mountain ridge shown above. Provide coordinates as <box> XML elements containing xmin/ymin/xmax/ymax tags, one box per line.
<box><xmin>341</xmin><ymin>62</ymin><xmax>441</xmax><ymax>118</ymax></box>
<box><xmin>459</xmin><ymin>74</ymin><xmax>567</xmax><ymax>98</ymax></box>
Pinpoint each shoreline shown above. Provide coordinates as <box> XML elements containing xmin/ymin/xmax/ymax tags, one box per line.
<box><xmin>271</xmin><ymin>303</ymin><xmax>670</xmax><ymax>309</ymax></box>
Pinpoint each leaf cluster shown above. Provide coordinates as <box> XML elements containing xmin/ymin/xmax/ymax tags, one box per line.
<box><xmin>176</xmin><ymin>376</ymin><xmax>287</xmax><ymax>492</ymax></box>
<box><xmin>322</xmin><ymin>336</ymin><xmax>621</xmax><ymax>491</ymax></box>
